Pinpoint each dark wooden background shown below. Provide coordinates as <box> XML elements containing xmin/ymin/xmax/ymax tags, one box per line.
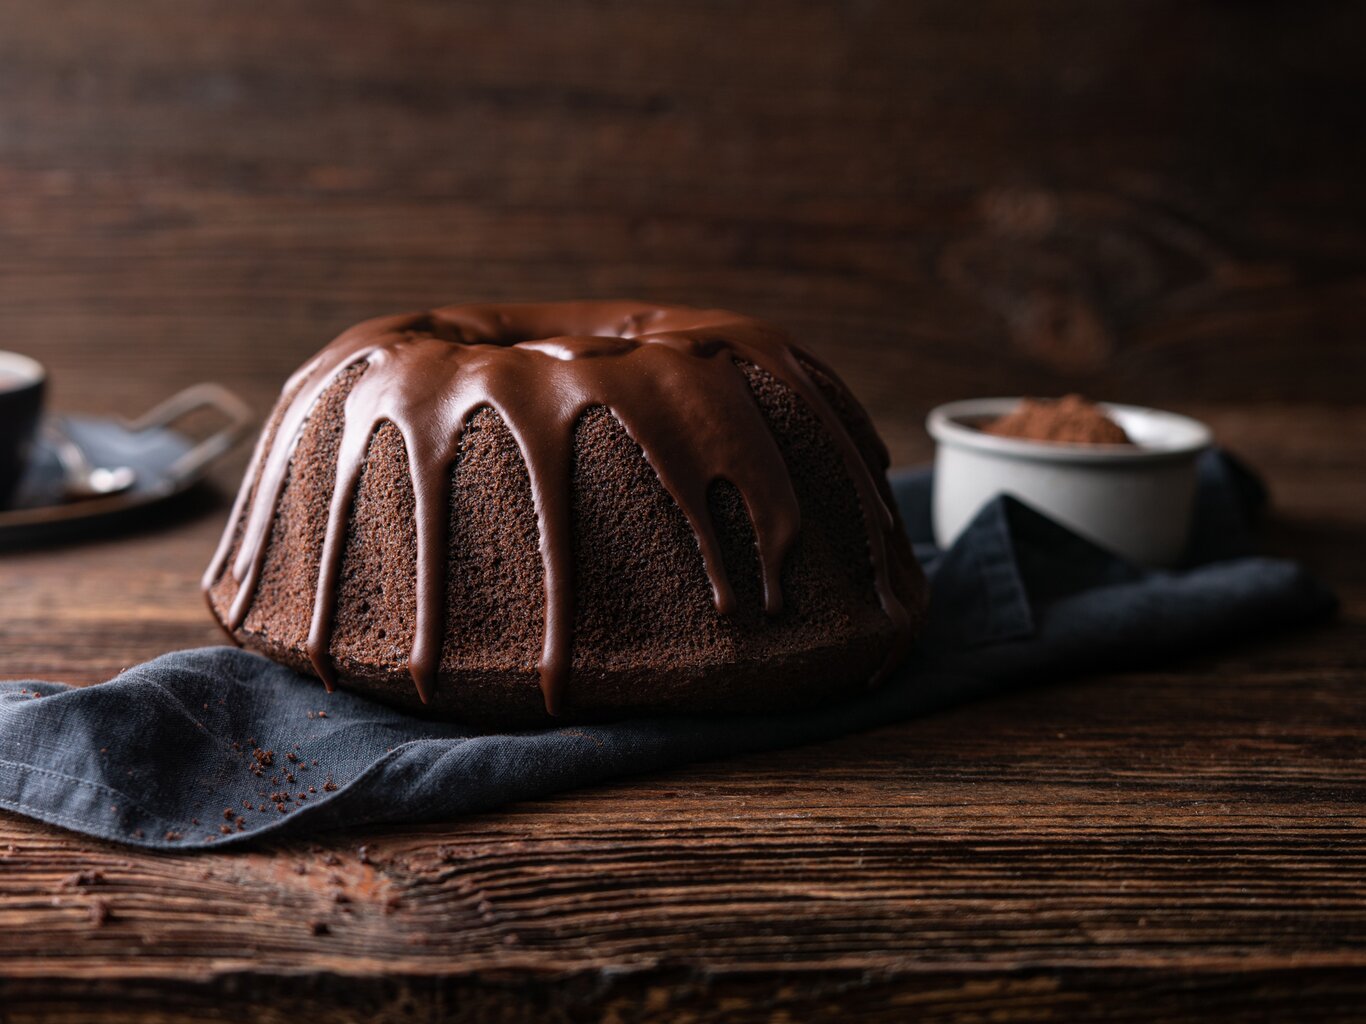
<box><xmin>1</xmin><ymin>1</ymin><xmax>1364</xmax><ymax>1020</ymax></box>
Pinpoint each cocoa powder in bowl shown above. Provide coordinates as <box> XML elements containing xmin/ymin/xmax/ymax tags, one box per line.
<box><xmin>982</xmin><ymin>394</ymin><xmax>1133</xmax><ymax>445</ymax></box>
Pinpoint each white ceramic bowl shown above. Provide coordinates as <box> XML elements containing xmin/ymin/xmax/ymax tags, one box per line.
<box><xmin>926</xmin><ymin>398</ymin><xmax>1213</xmax><ymax>567</ymax></box>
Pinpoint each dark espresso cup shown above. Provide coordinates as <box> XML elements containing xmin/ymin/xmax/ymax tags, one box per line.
<box><xmin>0</xmin><ymin>351</ymin><xmax>46</xmax><ymax>508</ymax></box>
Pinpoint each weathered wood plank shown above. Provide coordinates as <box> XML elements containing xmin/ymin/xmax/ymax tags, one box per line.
<box><xmin>2</xmin><ymin>655</ymin><xmax>1365</xmax><ymax>1020</ymax></box>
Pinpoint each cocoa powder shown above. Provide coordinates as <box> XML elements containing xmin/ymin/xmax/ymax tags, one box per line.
<box><xmin>983</xmin><ymin>394</ymin><xmax>1133</xmax><ymax>445</ymax></box>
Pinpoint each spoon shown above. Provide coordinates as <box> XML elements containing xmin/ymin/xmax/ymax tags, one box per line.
<box><xmin>46</xmin><ymin>419</ymin><xmax>137</xmax><ymax>501</ymax></box>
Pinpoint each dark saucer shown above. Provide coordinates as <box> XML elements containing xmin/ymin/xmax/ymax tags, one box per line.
<box><xmin>0</xmin><ymin>384</ymin><xmax>252</xmax><ymax>548</ymax></box>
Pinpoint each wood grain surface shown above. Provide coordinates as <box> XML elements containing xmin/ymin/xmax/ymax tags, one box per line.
<box><xmin>1</xmin><ymin>1</ymin><xmax>1364</xmax><ymax>1020</ymax></box>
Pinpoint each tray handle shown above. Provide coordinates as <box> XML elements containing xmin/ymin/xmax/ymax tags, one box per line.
<box><xmin>122</xmin><ymin>383</ymin><xmax>255</xmax><ymax>484</ymax></box>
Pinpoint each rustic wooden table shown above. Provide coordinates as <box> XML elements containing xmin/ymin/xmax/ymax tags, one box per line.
<box><xmin>2</xmin><ymin>2</ymin><xmax>1364</xmax><ymax>1020</ymax></box>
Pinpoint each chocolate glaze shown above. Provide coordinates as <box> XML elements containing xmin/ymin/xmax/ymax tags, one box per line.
<box><xmin>204</xmin><ymin>301</ymin><xmax>914</xmax><ymax>715</ymax></box>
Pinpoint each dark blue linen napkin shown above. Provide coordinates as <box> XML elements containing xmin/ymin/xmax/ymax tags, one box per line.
<box><xmin>0</xmin><ymin>451</ymin><xmax>1335</xmax><ymax>849</ymax></box>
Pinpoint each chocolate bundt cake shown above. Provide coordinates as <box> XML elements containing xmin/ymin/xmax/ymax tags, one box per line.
<box><xmin>204</xmin><ymin>301</ymin><xmax>927</xmax><ymax>724</ymax></box>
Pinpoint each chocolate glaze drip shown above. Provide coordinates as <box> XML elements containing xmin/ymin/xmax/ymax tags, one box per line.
<box><xmin>204</xmin><ymin>301</ymin><xmax>913</xmax><ymax>715</ymax></box>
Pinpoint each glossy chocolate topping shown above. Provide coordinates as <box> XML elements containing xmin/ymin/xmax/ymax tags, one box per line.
<box><xmin>205</xmin><ymin>301</ymin><xmax>913</xmax><ymax>714</ymax></box>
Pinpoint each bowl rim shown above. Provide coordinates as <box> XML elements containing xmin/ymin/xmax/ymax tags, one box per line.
<box><xmin>0</xmin><ymin>351</ymin><xmax>47</xmax><ymax>392</ymax></box>
<box><xmin>926</xmin><ymin>397</ymin><xmax>1213</xmax><ymax>465</ymax></box>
